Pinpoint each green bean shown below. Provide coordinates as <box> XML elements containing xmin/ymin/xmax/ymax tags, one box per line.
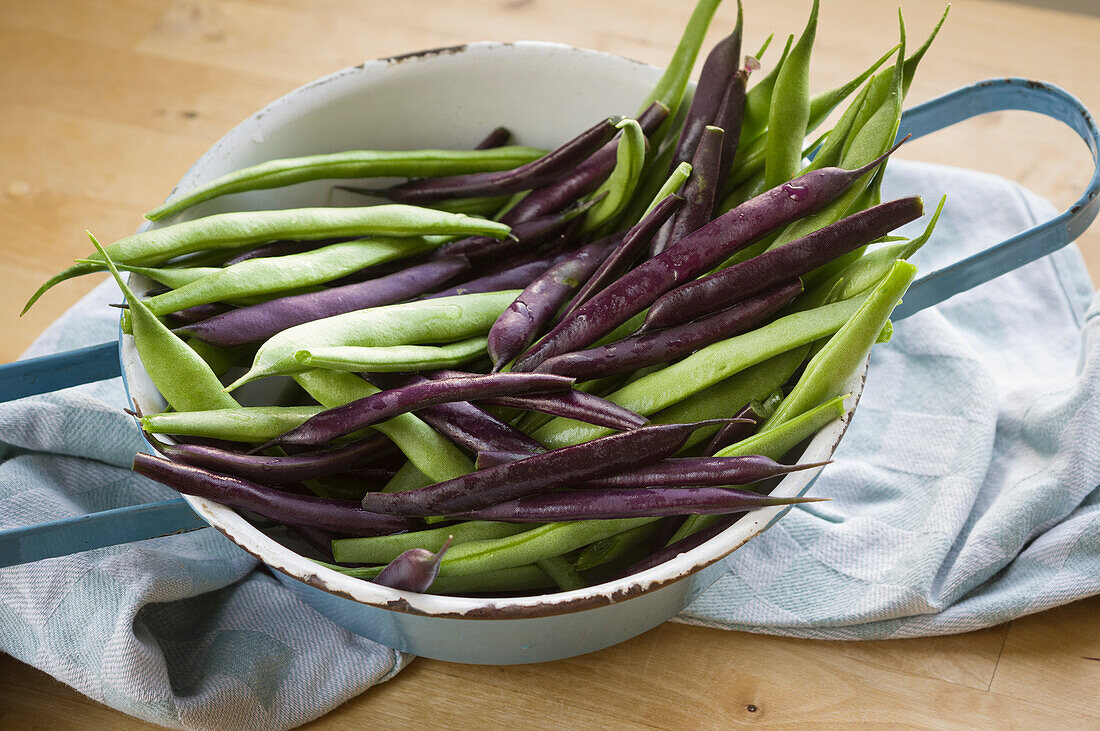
<box><xmin>846</xmin><ymin>7</ymin><xmax>949</xmax><ymax>148</ymax></box>
<box><xmin>143</xmin><ymin>237</ymin><xmax>441</xmax><ymax>316</ymax></box>
<box><xmin>186</xmin><ymin>337</ymin><xmax>247</xmax><ymax>378</ymax></box>
<box><xmin>669</xmin><ymin>394</ymin><xmax>848</xmax><ymax>543</ymax></box>
<box><xmin>726</xmin><ymin>43</ymin><xmax>894</xmax><ymax>192</ymax></box>
<box><xmin>435</xmin><ymin>518</ymin><xmax>658</xmax><ymax>576</ymax></box>
<box><xmin>332</xmin><ymin>521</ymin><xmax>531</xmax><ymax>564</ymax></box>
<box><xmin>754</xmin><ymin>33</ymin><xmax>774</xmax><ymax>60</ymax></box>
<box><xmin>574</xmin><ymin>522</ymin><xmax>661</xmax><ymax>571</ymax></box>
<box><xmin>618</xmin><ymin>140</ymin><xmax>680</xmax><ymax>227</ymax></box>
<box><xmin>145</xmin><ymin>146</ymin><xmax>546</xmax><ymax>221</ymax></box>
<box><xmin>581</xmin><ymin>119</ymin><xmax>646</xmax><ymax>234</ymax></box>
<box><xmin>647</xmin><ymin>347</ymin><xmax>809</xmax><ymax>450</ymax></box>
<box><xmin>639</xmin><ymin>0</ymin><xmax>723</xmax><ymax>144</ymax></box>
<box><xmin>24</xmin><ymin>206</ymin><xmax>511</xmax><ymax>314</ymax></box>
<box><xmin>764</xmin><ymin>0</ymin><xmax>818</xmax><ymax>190</ymax></box>
<box><xmin>232</xmin><ymin>290</ymin><xmax>521</xmax><ymax>388</ymax></box>
<box><xmin>830</xmin><ymin>195</ymin><xmax>944</xmax><ymax>301</ymax></box>
<box><xmin>802</xmin><ymin>81</ymin><xmax>875</xmax><ymax>175</ymax></box>
<box><xmin>323</xmin><ymin>562</ymin><xmax>554</xmax><ymax>594</ymax></box>
<box><xmin>427</xmin><ymin>565</ymin><xmax>553</xmax><ymax>594</ymax></box>
<box><xmin>535</xmin><ymin>556</ymin><xmax>587</xmax><ymax>591</ymax></box>
<box><xmin>89</xmin><ymin>263</ymin><xmax>221</xmax><ymax>290</ymax></box>
<box><xmin>764</xmin><ymin>21</ymin><xmax>907</xmax><ymax>255</ymax></box>
<box><xmin>293</xmin><ymin>337</ymin><xmax>487</xmax><ymax>373</ymax></box>
<box><xmin>140</xmin><ymin>406</ymin><xmax>322</xmax><ymax>442</ymax></box>
<box><xmin>89</xmin><ymin>234</ymin><xmax>239</xmax><ymax>412</ymax></box>
<box><xmin>766</xmin><ymin>260</ymin><xmax>916</xmax><ymax>429</ymax></box>
<box><xmin>425</xmin><ymin>196</ymin><xmax>509</xmax><ymax>217</ymax></box>
<box><xmin>382</xmin><ymin>460</ymin><xmax>431</xmax><ymax>493</ymax></box>
<box><xmin>292</xmin><ymin>369</ymin><xmax>474</xmax><ymax>482</ymax></box>
<box><xmin>534</xmin><ymin>293</ymin><xmax>871</xmax><ymax>448</ymax></box>
<box><xmin>647</xmin><ymin>162</ymin><xmax>693</xmax><ymax>217</ymax></box>
<box><xmin>740</xmin><ymin>34</ymin><xmax>794</xmax><ymax>146</ymax></box>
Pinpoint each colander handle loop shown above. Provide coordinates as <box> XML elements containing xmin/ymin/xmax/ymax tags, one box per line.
<box><xmin>0</xmin><ymin>340</ymin><xmax>120</xmax><ymax>403</ymax></box>
<box><xmin>0</xmin><ymin>340</ymin><xmax>205</xmax><ymax>568</ymax></box>
<box><xmin>892</xmin><ymin>78</ymin><xmax>1100</xmax><ymax>319</ymax></box>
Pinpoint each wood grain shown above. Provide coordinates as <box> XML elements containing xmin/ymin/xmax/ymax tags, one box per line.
<box><xmin>1</xmin><ymin>0</ymin><xmax>1098</xmax><ymax>727</ymax></box>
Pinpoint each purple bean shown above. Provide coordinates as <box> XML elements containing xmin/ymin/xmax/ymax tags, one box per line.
<box><xmin>653</xmin><ymin>125</ymin><xmax>724</xmax><ymax>255</ymax></box>
<box><xmin>502</xmin><ymin>102</ymin><xmax>670</xmax><ymax>225</ymax></box>
<box><xmin>703</xmin><ymin>401</ymin><xmax>766</xmax><ymax>456</ymax></box>
<box><xmin>474</xmin><ymin>450</ymin><xmax>527</xmax><ymax>470</ymax></box>
<box><xmin>370</xmin><ymin>117</ymin><xmax>622</xmax><ymax>203</ymax></box>
<box><xmin>643</xmin><ymin>195</ymin><xmax>924</xmax><ymax>331</ymax></box>
<box><xmin>669</xmin><ymin>5</ymin><xmax>742</xmax><ymax>172</ymax></box>
<box><xmin>452</xmin><ymin>486</ymin><xmax>822</xmax><ymax>522</ymax></box>
<box><xmin>150</xmin><ymin>432</ymin><xmax>393</xmax><ymax>485</ymax></box>
<box><xmin>178</xmin><ymin>255</ymin><xmax>470</xmax><ymax>346</ymax></box>
<box><xmin>713</xmin><ymin>60</ymin><xmax>754</xmax><ymax>204</ymax></box>
<box><xmin>223</xmin><ymin>239</ymin><xmax>342</xmax><ymax>267</ymax></box>
<box><xmin>425</xmin><ymin>247</ymin><xmax>573</xmax><ymax>299</ymax></box>
<box><xmin>580</xmin><ymin>455</ymin><xmax>825</xmax><ymax>488</ymax></box>
<box><xmin>261</xmin><ymin>373</ymin><xmax>575</xmax><ymax>450</ymax></box>
<box><xmin>477</xmin><ymin>391</ymin><xmax>649</xmax><ymax>431</ymax></box>
<box><xmin>474</xmin><ymin>127</ymin><xmax>511</xmax><ymax>150</ymax></box>
<box><xmin>511</xmin><ymin>142</ymin><xmax>904</xmax><ymax>372</ymax></box>
<box><xmin>373</xmin><ymin>536</ymin><xmax>453</xmax><ymax>592</ymax></box>
<box><xmin>358</xmin><ymin>420</ymin><xmax>732</xmax><ymax>516</ymax></box>
<box><xmin>486</xmin><ymin>235</ymin><xmax>621</xmax><ymax>371</ymax></box>
<box><xmin>164</xmin><ymin>302</ymin><xmax>235</xmax><ymax>326</ymax></box>
<box><xmin>363</xmin><ymin>373</ymin><xmax>545</xmax><ymax>455</ymax></box>
<box><xmin>132</xmin><ymin>452</ymin><xmax>415</xmax><ymax>535</ymax></box>
<box><xmin>533</xmin><ymin>280</ymin><xmax>801</xmax><ymax>380</ymax></box>
<box><xmin>562</xmin><ymin>192</ymin><xmax>684</xmax><ymax>318</ymax></box>
<box><xmin>431</xmin><ymin>196</ymin><xmax>598</xmax><ymax>262</ymax></box>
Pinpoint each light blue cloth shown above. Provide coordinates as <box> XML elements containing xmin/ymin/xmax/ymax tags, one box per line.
<box><xmin>679</xmin><ymin>160</ymin><xmax>1100</xmax><ymax>638</ymax></box>
<box><xmin>0</xmin><ymin>287</ymin><xmax>408</xmax><ymax>725</ymax></box>
<box><xmin>0</xmin><ymin>160</ymin><xmax>1097</xmax><ymax>728</ymax></box>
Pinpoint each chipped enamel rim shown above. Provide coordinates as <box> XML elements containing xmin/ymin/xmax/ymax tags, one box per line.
<box><xmin>121</xmin><ymin>41</ymin><xmax>865</xmax><ymax>620</ymax></box>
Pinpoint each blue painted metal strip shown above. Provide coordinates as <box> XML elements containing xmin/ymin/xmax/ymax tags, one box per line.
<box><xmin>0</xmin><ymin>340</ymin><xmax>121</xmax><ymax>403</ymax></box>
<box><xmin>893</xmin><ymin>78</ymin><xmax>1100</xmax><ymax>319</ymax></box>
<box><xmin>0</xmin><ymin>498</ymin><xmax>207</xmax><ymax>569</ymax></box>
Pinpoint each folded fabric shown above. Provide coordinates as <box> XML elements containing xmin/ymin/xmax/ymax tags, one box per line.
<box><xmin>678</xmin><ymin>160</ymin><xmax>1100</xmax><ymax>638</ymax></box>
<box><xmin>0</xmin><ymin>282</ymin><xmax>408</xmax><ymax>728</ymax></box>
<box><xmin>0</xmin><ymin>160</ymin><xmax>1097</xmax><ymax>730</ymax></box>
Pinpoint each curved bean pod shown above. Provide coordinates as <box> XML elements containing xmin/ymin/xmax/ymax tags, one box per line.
<box><xmin>536</xmin><ymin>280</ymin><xmax>801</xmax><ymax>381</ymax></box>
<box><xmin>133</xmin><ymin>453</ymin><xmax>414</xmax><ymax>535</ymax></box>
<box><xmin>150</xmin><ymin>432</ymin><xmax>393</xmax><ymax>486</ymax></box>
<box><xmin>262</xmin><ymin>372</ymin><xmax>575</xmax><ymax>449</ymax></box>
<box><xmin>25</xmin><ymin>206</ymin><xmax>511</xmax><ymax>315</ymax></box>
<box><xmin>371</xmin><ymin>117</ymin><xmax>622</xmax><ymax>202</ymax></box>
<box><xmin>359</xmin><ymin>421</ymin><xmax>729</xmax><ymax>516</ymax></box>
<box><xmin>564</xmin><ymin>193</ymin><xmax>683</xmax><ymax>318</ymax></box>
<box><xmin>231</xmin><ymin>290</ymin><xmax>521</xmax><ymax>388</ymax></box>
<box><xmin>89</xmin><ymin>235</ymin><xmax>239</xmax><ymax>412</ymax></box>
<box><xmin>145</xmin><ymin>145</ymin><xmax>545</xmax><ymax>221</ymax></box>
<box><xmin>487</xmin><ymin>235</ymin><xmax>621</xmax><ymax>371</ymax></box>
<box><xmin>179</xmin><ymin>255</ymin><xmax>470</xmax><ymax>347</ymax></box>
<box><xmin>668</xmin><ymin>0</ymin><xmax>742</xmax><ymax>171</ymax></box>
<box><xmin>643</xmin><ymin>196</ymin><xmax>923</xmax><ymax>331</ymax></box>
<box><xmin>453</xmin><ymin>487</ymin><xmax>822</xmax><ymax>522</ymax></box>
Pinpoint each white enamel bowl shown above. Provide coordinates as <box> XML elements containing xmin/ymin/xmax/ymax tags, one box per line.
<box><xmin>121</xmin><ymin>41</ymin><xmax>860</xmax><ymax>664</ymax></box>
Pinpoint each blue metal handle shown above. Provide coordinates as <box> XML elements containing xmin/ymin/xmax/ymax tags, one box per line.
<box><xmin>0</xmin><ymin>340</ymin><xmax>121</xmax><ymax>403</ymax></box>
<box><xmin>893</xmin><ymin>78</ymin><xmax>1100</xmax><ymax>319</ymax></box>
<box><xmin>0</xmin><ymin>339</ymin><xmax>203</xmax><ymax>569</ymax></box>
<box><xmin>0</xmin><ymin>499</ymin><xmax>207</xmax><ymax>568</ymax></box>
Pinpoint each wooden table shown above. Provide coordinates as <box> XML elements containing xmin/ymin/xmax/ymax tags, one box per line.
<box><xmin>1</xmin><ymin>0</ymin><xmax>1098</xmax><ymax>726</ymax></box>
